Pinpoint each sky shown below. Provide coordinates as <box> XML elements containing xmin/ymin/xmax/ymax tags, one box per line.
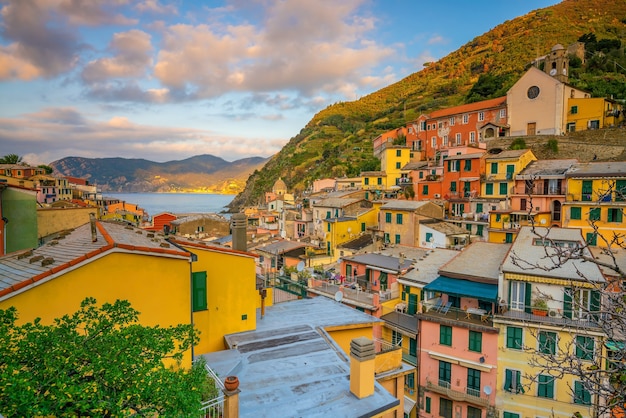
<box><xmin>0</xmin><ymin>0</ymin><xmax>561</xmax><ymax>165</ymax></box>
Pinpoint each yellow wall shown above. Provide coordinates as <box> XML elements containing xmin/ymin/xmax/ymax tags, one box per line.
<box><xmin>326</xmin><ymin>324</ymin><xmax>375</xmax><ymax>356</ymax></box>
<box><xmin>496</xmin><ymin>323</ymin><xmax>599</xmax><ymax>417</ymax></box>
<box><xmin>362</xmin><ymin>175</ymin><xmax>387</xmax><ymax>190</ymax></box>
<box><xmin>37</xmin><ymin>207</ymin><xmax>97</xmax><ymax>239</ymax></box>
<box><xmin>381</xmin><ymin>147</ymin><xmax>411</xmax><ymax>186</ymax></box>
<box><xmin>567</xmin><ymin>98</ymin><xmax>623</xmax><ymax>130</ymax></box>
<box><xmin>325</xmin><ymin>208</ymin><xmax>379</xmax><ymax>259</ymax></box>
<box><xmin>483</xmin><ymin>151</ymin><xmax>537</xmax><ymax>198</ymax></box>
<box><xmin>0</xmin><ymin>252</ymin><xmax>192</xmax><ymax>363</ymax></box>
<box><xmin>186</xmin><ymin>246</ymin><xmax>258</xmax><ymax>354</ymax></box>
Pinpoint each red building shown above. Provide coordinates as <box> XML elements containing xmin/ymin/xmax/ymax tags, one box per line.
<box><xmin>144</xmin><ymin>212</ymin><xmax>177</xmax><ymax>232</ymax></box>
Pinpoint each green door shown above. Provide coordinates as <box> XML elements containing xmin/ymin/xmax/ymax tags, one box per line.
<box><xmin>408</xmin><ymin>294</ymin><xmax>418</xmax><ymax>315</ymax></box>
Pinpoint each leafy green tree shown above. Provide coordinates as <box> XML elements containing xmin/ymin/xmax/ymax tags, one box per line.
<box><xmin>38</xmin><ymin>164</ymin><xmax>54</xmax><ymax>174</ymax></box>
<box><xmin>0</xmin><ymin>298</ymin><xmax>215</xmax><ymax>417</ymax></box>
<box><xmin>0</xmin><ymin>154</ymin><xmax>22</xmax><ymax>164</ymax></box>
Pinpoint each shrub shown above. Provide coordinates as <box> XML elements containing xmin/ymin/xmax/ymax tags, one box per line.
<box><xmin>546</xmin><ymin>139</ymin><xmax>558</xmax><ymax>153</ymax></box>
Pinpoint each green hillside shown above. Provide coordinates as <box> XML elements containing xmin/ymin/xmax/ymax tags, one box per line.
<box><xmin>229</xmin><ymin>0</ymin><xmax>626</xmax><ymax>211</ymax></box>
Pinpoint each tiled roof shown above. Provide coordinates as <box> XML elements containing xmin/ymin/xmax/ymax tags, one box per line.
<box><xmin>402</xmin><ymin>161</ymin><xmax>429</xmax><ymax>170</ymax></box>
<box><xmin>501</xmin><ymin>227</ymin><xmax>604</xmax><ymax>282</ymax></box>
<box><xmin>254</xmin><ymin>240</ymin><xmax>307</xmax><ymax>255</ymax></box>
<box><xmin>439</xmin><ymin>242</ymin><xmax>511</xmax><ymax>281</ymax></box>
<box><xmin>422</xmin><ymin>221</ymin><xmax>468</xmax><ymax>235</ymax></box>
<box><xmin>0</xmin><ymin>221</ymin><xmax>190</xmax><ymax>300</ymax></box>
<box><xmin>517</xmin><ymin>159</ymin><xmax>578</xmax><ymax>178</ymax></box>
<box><xmin>428</xmin><ymin>96</ymin><xmax>506</xmax><ymax>119</ymax></box>
<box><xmin>445</xmin><ymin>152</ymin><xmax>485</xmax><ymax>161</ymax></box>
<box><xmin>312</xmin><ymin>197</ymin><xmax>361</xmax><ymax>208</ymax></box>
<box><xmin>486</xmin><ymin>149</ymin><xmax>531</xmax><ymax>160</ymax></box>
<box><xmin>380</xmin><ymin>200</ymin><xmax>431</xmax><ymax>211</ymax></box>
<box><xmin>565</xmin><ymin>161</ymin><xmax>626</xmax><ymax>178</ymax></box>
<box><xmin>399</xmin><ymin>249</ymin><xmax>459</xmax><ymax>286</ymax></box>
<box><xmin>341</xmin><ymin>253</ymin><xmax>412</xmax><ymax>272</ymax></box>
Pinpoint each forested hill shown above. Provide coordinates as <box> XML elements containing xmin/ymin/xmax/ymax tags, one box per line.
<box><xmin>51</xmin><ymin>155</ymin><xmax>268</xmax><ymax>194</ymax></box>
<box><xmin>228</xmin><ymin>0</ymin><xmax>626</xmax><ymax>211</ymax></box>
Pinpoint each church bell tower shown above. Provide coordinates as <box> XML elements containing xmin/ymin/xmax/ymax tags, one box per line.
<box><xmin>544</xmin><ymin>44</ymin><xmax>569</xmax><ymax>83</ymax></box>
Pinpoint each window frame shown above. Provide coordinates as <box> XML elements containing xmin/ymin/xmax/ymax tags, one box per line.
<box><xmin>537</xmin><ymin>374</ymin><xmax>554</xmax><ymax>399</ymax></box>
<box><xmin>440</xmin><ymin>325</ymin><xmax>452</xmax><ymax>346</ymax></box>
<box><xmin>506</xmin><ymin>326</ymin><xmax>523</xmax><ymax>349</ymax></box>
<box><xmin>469</xmin><ymin>330</ymin><xmax>482</xmax><ymax>352</ymax></box>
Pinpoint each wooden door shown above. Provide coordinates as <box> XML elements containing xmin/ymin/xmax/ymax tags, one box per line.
<box><xmin>527</xmin><ymin>122</ymin><xmax>536</xmax><ymax>135</ymax></box>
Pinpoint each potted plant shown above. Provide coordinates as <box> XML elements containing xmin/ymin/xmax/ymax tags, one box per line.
<box><xmin>532</xmin><ymin>297</ymin><xmax>549</xmax><ymax>316</ymax></box>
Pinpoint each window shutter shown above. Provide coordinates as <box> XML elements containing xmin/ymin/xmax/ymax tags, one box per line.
<box><xmin>504</xmin><ymin>369</ymin><xmax>512</xmax><ymax>391</ymax></box>
<box><xmin>590</xmin><ymin>290</ymin><xmax>601</xmax><ymax>320</ymax></box>
<box><xmin>408</xmin><ymin>294</ymin><xmax>418</xmax><ymax>315</ymax></box>
<box><xmin>192</xmin><ymin>271</ymin><xmax>208</xmax><ymax>311</ymax></box>
<box><xmin>563</xmin><ymin>287</ymin><xmax>573</xmax><ymax>319</ymax></box>
<box><xmin>524</xmin><ymin>282</ymin><xmax>532</xmax><ymax>313</ymax></box>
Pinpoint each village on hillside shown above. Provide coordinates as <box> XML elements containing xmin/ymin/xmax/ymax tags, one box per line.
<box><xmin>1</xmin><ymin>43</ymin><xmax>626</xmax><ymax>418</ymax></box>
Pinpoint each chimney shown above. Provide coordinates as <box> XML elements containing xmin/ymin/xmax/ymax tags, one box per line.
<box><xmin>89</xmin><ymin>213</ymin><xmax>97</xmax><ymax>242</ymax></box>
<box><xmin>231</xmin><ymin>213</ymin><xmax>247</xmax><ymax>252</ymax></box>
<box><xmin>349</xmin><ymin>337</ymin><xmax>376</xmax><ymax>399</ymax></box>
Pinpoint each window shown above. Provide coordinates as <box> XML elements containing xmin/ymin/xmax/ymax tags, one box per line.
<box><xmin>503</xmin><ymin>413</ymin><xmax>520</xmax><ymax>418</ymax></box>
<box><xmin>476</xmin><ymin>224</ymin><xmax>484</xmax><ymax>236</ymax></box>
<box><xmin>422</xmin><ymin>185</ymin><xmax>429</xmax><ymax>195</ymax></box>
<box><xmin>396</xmin><ymin>149</ymin><xmax>401</xmax><ymax>157</ymax></box>
<box><xmin>450</xmin><ymin>117</ymin><xmax>455</xmax><ymax>126</ymax></box>
<box><xmin>425</xmin><ymin>396</ymin><xmax>431</xmax><ymax>413</ymax></box>
<box><xmin>383</xmin><ymin>233</ymin><xmax>390</xmax><ymax>244</ymax></box>
<box><xmin>395</xmin><ymin>162</ymin><xmax>401</xmax><ymax>169</ymax></box>
<box><xmin>192</xmin><ymin>271</ymin><xmax>208</xmax><ymax>311</ymax></box>
<box><xmin>392</xmin><ymin>329</ymin><xmax>402</xmax><ymax>345</ymax></box>
<box><xmin>586</xmin><ymin>232</ymin><xmax>597</xmax><ymax>246</ymax></box>
<box><xmin>485</xmin><ymin>183</ymin><xmax>493</xmax><ymax>195</ymax></box>
<box><xmin>361</xmin><ymin>222</ymin><xmax>365</xmax><ymax>232</ymax></box>
<box><xmin>443</xmin><ymin>135</ymin><xmax>448</xmax><ymax>146</ymax></box>
<box><xmin>405</xmin><ymin>372</ymin><xmax>415</xmax><ymax>389</ymax></box>
<box><xmin>589</xmin><ymin>207</ymin><xmax>601</xmax><ymax>221</ymax></box>
<box><xmin>467</xmin><ymin>406</ymin><xmax>481</xmax><ymax>418</ymax></box>
<box><xmin>571</xmin><ymin>105</ymin><xmax>578</xmax><ymax>114</ymax></box>
<box><xmin>574</xmin><ymin>381</ymin><xmax>591</xmax><ymax>405</ymax></box>
<box><xmin>467</xmin><ymin>368</ymin><xmax>481</xmax><ymax>392</ymax></box>
<box><xmin>506</xmin><ymin>326</ymin><xmax>523</xmax><ymax>349</ymax></box>
<box><xmin>438</xmin><ymin>121</ymin><xmax>443</xmax><ymax>129</ymax></box>
<box><xmin>505</xmin><ymin>233</ymin><xmax>513</xmax><ymax>243</ymax></box>
<box><xmin>420</xmin><ymin>121</ymin><xmax>426</xmax><ymax>131</ymax></box>
<box><xmin>425</xmin><ymin>232</ymin><xmax>433</xmax><ymax>243</ymax></box>
<box><xmin>327</xmin><ymin>222</ymin><xmax>330</xmax><ymax>232</ymax></box>
<box><xmin>538</xmin><ymin>331</ymin><xmax>557</xmax><ymax>354</ymax></box>
<box><xmin>570</xmin><ymin>206</ymin><xmax>582</xmax><ymax>220</ymax></box>
<box><xmin>431</xmin><ymin>137</ymin><xmax>437</xmax><ymax>148</ymax></box>
<box><xmin>504</xmin><ymin>369</ymin><xmax>524</xmax><ymax>393</ymax></box>
<box><xmin>537</xmin><ymin>374</ymin><xmax>554</xmax><ymax>398</ymax></box>
<box><xmin>385</xmin><ymin>212</ymin><xmax>392</xmax><ymax>223</ymax></box>
<box><xmin>395</xmin><ymin>234</ymin><xmax>401</xmax><ymax>244</ymax></box>
<box><xmin>464</xmin><ymin>159</ymin><xmax>472</xmax><ymax>171</ymax></box>
<box><xmin>582</xmin><ymin>180</ymin><xmax>593</xmax><ymax>201</ymax></box>
<box><xmin>463</xmin><ymin>114</ymin><xmax>469</xmax><ymax>124</ymax></box>
<box><xmin>377</xmin><ymin>177</ymin><xmax>382</xmax><ymax>185</ymax></box>
<box><xmin>419</xmin><ymin>171</ymin><xmax>424</xmax><ymax>179</ymax></box>
<box><xmin>440</xmin><ymin>325</ymin><xmax>452</xmax><ymax>346</ymax></box>
<box><xmin>396</xmin><ymin>213</ymin><xmax>403</xmax><ymax>224</ymax></box>
<box><xmin>456</xmin><ymin>133</ymin><xmax>461</xmax><ymax>144</ymax></box>
<box><xmin>364</xmin><ymin>178</ymin><xmax>369</xmax><ymax>185</ymax></box>
<box><xmin>608</xmin><ymin>208</ymin><xmax>623</xmax><ymax>223</ymax></box>
<box><xmin>469</xmin><ymin>131</ymin><xmax>475</xmax><ymax>143</ymax></box>
<box><xmin>616</xmin><ymin>180</ymin><xmax>626</xmax><ymax>201</ymax></box>
<box><xmin>491</xmin><ymin>163</ymin><xmax>498</xmax><ymax>174</ymax></box>
<box><xmin>500</xmin><ymin>109</ymin><xmax>506</xmax><ymax>118</ymax></box>
<box><xmin>439</xmin><ymin>398</ymin><xmax>452</xmax><ymax>418</ymax></box>
<box><xmin>499</xmin><ymin>182</ymin><xmax>508</xmax><ymax>195</ymax></box>
<box><xmin>469</xmin><ymin>331</ymin><xmax>482</xmax><ymax>352</ymax></box>
<box><xmin>576</xmin><ymin>336</ymin><xmax>595</xmax><ymax>360</ymax></box>
<box><xmin>478</xmin><ymin>112</ymin><xmax>484</xmax><ymax>121</ymax></box>
<box><xmin>439</xmin><ymin>361</ymin><xmax>452</xmax><ymax>384</ymax></box>
<box><xmin>450</xmin><ymin>181</ymin><xmax>457</xmax><ymax>192</ymax></box>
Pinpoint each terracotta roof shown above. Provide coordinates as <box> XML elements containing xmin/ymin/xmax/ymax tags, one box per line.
<box><xmin>170</xmin><ymin>237</ymin><xmax>258</xmax><ymax>259</ymax></box>
<box><xmin>428</xmin><ymin>97</ymin><xmax>506</xmax><ymax>119</ymax></box>
<box><xmin>0</xmin><ymin>221</ymin><xmax>190</xmax><ymax>300</ymax></box>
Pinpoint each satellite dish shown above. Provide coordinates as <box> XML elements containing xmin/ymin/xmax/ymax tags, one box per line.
<box><xmin>540</xmin><ymin>219</ymin><xmax>547</xmax><ymax>225</ymax></box>
<box><xmin>334</xmin><ymin>291</ymin><xmax>344</xmax><ymax>302</ymax></box>
<box><xmin>483</xmin><ymin>385</ymin><xmax>492</xmax><ymax>395</ymax></box>
<box><xmin>296</xmin><ymin>261</ymin><xmax>305</xmax><ymax>272</ymax></box>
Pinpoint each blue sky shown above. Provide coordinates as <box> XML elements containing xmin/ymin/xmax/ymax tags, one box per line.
<box><xmin>0</xmin><ymin>0</ymin><xmax>561</xmax><ymax>165</ymax></box>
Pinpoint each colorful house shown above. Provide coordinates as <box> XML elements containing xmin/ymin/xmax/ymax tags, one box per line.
<box><xmin>143</xmin><ymin>211</ymin><xmax>177</xmax><ymax>232</ymax></box>
<box><xmin>563</xmin><ymin>161</ymin><xmax>626</xmax><ymax>247</ymax></box>
<box><xmin>418</xmin><ymin>242</ymin><xmax>510</xmax><ymax>418</ymax></box>
<box><xmin>323</xmin><ymin>206</ymin><xmax>378</xmax><ymax>259</ymax></box>
<box><xmin>377</xmin><ymin>200</ymin><xmax>444</xmax><ymax>247</ymax></box>
<box><xmin>311</xmin><ymin>197</ymin><xmax>373</xmax><ymax>243</ymax></box>
<box><xmin>566</xmin><ymin>97</ymin><xmax>624</xmax><ymax>132</ymax></box>
<box><xmin>494</xmin><ymin>227</ymin><xmax>605</xmax><ymax>418</ymax></box>
<box><xmin>406</xmin><ymin>97</ymin><xmax>505</xmax><ymax>160</ymax></box>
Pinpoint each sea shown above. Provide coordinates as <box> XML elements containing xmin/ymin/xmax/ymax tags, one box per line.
<box><xmin>105</xmin><ymin>193</ymin><xmax>235</xmax><ymax>218</ymax></box>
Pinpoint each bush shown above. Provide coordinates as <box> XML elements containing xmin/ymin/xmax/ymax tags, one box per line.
<box><xmin>546</xmin><ymin>139</ymin><xmax>558</xmax><ymax>153</ymax></box>
<box><xmin>510</xmin><ymin>138</ymin><xmax>526</xmax><ymax>150</ymax></box>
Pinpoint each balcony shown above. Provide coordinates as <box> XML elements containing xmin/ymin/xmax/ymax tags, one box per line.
<box><xmin>419</xmin><ymin>301</ymin><xmax>496</xmax><ymax>331</ymax></box>
<box><xmin>307</xmin><ymin>278</ymin><xmax>377</xmax><ymax>310</ymax></box>
<box><xmin>425</xmin><ymin>379</ymin><xmax>489</xmax><ymax>407</ymax></box>
<box><xmin>495</xmin><ymin>307</ymin><xmax>601</xmax><ymax>330</ymax></box>
<box><xmin>396</xmin><ymin>177</ymin><xmax>413</xmax><ymax>186</ymax></box>
<box><xmin>513</xmin><ymin>185</ymin><xmax>565</xmax><ymax>196</ymax></box>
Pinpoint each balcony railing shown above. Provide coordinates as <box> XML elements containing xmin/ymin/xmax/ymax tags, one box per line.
<box><xmin>201</xmin><ymin>363</ymin><xmax>225</xmax><ymax>417</ymax></box>
<box><xmin>513</xmin><ymin>186</ymin><xmax>565</xmax><ymax>195</ymax></box>
<box><xmin>496</xmin><ymin>307</ymin><xmax>601</xmax><ymax>329</ymax></box>
<box><xmin>426</xmin><ymin>379</ymin><xmax>489</xmax><ymax>407</ymax></box>
<box><xmin>396</xmin><ymin>177</ymin><xmax>413</xmax><ymax>186</ymax></box>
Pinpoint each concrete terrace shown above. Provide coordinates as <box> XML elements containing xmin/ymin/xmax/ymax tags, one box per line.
<box><xmin>199</xmin><ymin>297</ymin><xmax>400</xmax><ymax>418</ymax></box>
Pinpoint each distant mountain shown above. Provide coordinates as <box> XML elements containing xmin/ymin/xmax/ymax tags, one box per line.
<box><xmin>229</xmin><ymin>0</ymin><xmax>626</xmax><ymax>211</ymax></box>
<box><xmin>50</xmin><ymin>155</ymin><xmax>269</xmax><ymax>194</ymax></box>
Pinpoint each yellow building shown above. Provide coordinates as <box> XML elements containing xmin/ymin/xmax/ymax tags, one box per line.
<box><xmin>378</xmin><ymin>200</ymin><xmax>444</xmax><ymax>247</ymax></box>
<box><xmin>361</xmin><ymin>146</ymin><xmax>412</xmax><ymax>194</ymax></box>
<box><xmin>487</xmin><ymin>210</ymin><xmax>552</xmax><ymax>244</ymax></box>
<box><xmin>171</xmin><ymin>239</ymin><xmax>259</xmax><ymax>354</ymax></box>
<box><xmin>563</xmin><ymin>161</ymin><xmax>626</xmax><ymax>247</ymax></box>
<box><xmin>481</xmin><ymin>149</ymin><xmax>536</xmax><ymax>201</ymax></box>
<box><xmin>494</xmin><ymin>227</ymin><xmax>606</xmax><ymax>417</ymax></box>
<box><xmin>324</xmin><ymin>207</ymin><xmax>379</xmax><ymax>259</ymax></box>
<box><xmin>566</xmin><ymin>97</ymin><xmax>624</xmax><ymax>132</ymax></box>
<box><xmin>0</xmin><ymin>220</ymin><xmax>195</xmax><ymax>365</ymax></box>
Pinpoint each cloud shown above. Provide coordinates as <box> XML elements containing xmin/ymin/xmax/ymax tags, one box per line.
<box><xmin>55</xmin><ymin>0</ymin><xmax>136</xmax><ymax>26</ymax></box>
<box><xmin>0</xmin><ymin>107</ymin><xmax>284</xmax><ymax>163</ymax></box>
<box><xmin>427</xmin><ymin>35</ymin><xmax>447</xmax><ymax>45</ymax></box>
<box><xmin>82</xmin><ymin>30</ymin><xmax>153</xmax><ymax>83</ymax></box>
<box><xmin>135</xmin><ymin>0</ymin><xmax>178</xmax><ymax>15</ymax></box>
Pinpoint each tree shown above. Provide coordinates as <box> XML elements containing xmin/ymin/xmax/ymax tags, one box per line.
<box><xmin>0</xmin><ymin>298</ymin><xmax>216</xmax><ymax>417</ymax></box>
<box><xmin>0</xmin><ymin>154</ymin><xmax>23</xmax><ymax>164</ymax></box>
<box><xmin>38</xmin><ymin>164</ymin><xmax>54</xmax><ymax>174</ymax></box>
<box><xmin>510</xmin><ymin>187</ymin><xmax>626</xmax><ymax>417</ymax></box>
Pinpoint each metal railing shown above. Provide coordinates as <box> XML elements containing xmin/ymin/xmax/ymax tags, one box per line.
<box><xmin>201</xmin><ymin>364</ymin><xmax>225</xmax><ymax>417</ymax></box>
<box><xmin>426</xmin><ymin>379</ymin><xmax>489</xmax><ymax>407</ymax></box>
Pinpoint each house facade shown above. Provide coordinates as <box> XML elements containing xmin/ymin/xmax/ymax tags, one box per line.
<box><xmin>377</xmin><ymin>200</ymin><xmax>444</xmax><ymax>247</ymax></box>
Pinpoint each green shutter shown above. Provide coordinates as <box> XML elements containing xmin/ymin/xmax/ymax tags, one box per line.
<box><xmin>504</xmin><ymin>369</ymin><xmax>512</xmax><ymax>391</ymax></box>
<box><xmin>408</xmin><ymin>293</ymin><xmax>418</xmax><ymax>315</ymax></box>
<box><xmin>192</xmin><ymin>271</ymin><xmax>208</xmax><ymax>311</ymax></box>
<box><xmin>524</xmin><ymin>282</ymin><xmax>532</xmax><ymax>313</ymax></box>
<box><xmin>563</xmin><ymin>287</ymin><xmax>573</xmax><ymax>319</ymax></box>
<box><xmin>500</xmin><ymin>182</ymin><xmax>508</xmax><ymax>195</ymax></box>
<box><xmin>425</xmin><ymin>397</ymin><xmax>431</xmax><ymax>413</ymax></box>
<box><xmin>571</xmin><ymin>206</ymin><xmax>581</xmax><ymax>220</ymax></box>
<box><xmin>409</xmin><ymin>338</ymin><xmax>417</xmax><ymax>356</ymax></box>
<box><xmin>486</xmin><ymin>183</ymin><xmax>493</xmax><ymax>195</ymax></box>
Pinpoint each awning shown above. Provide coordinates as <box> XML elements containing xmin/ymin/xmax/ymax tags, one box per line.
<box><xmin>605</xmin><ymin>340</ymin><xmax>625</xmax><ymax>351</ymax></box>
<box><xmin>423</xmin><ymin>276</ymin><xmax>498</xmax><ymax>301</ymax></box>
<box><xmin>404</xmin><ymin>396</ymin><xmax>416</xmax><ymax>415</ymax></box>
